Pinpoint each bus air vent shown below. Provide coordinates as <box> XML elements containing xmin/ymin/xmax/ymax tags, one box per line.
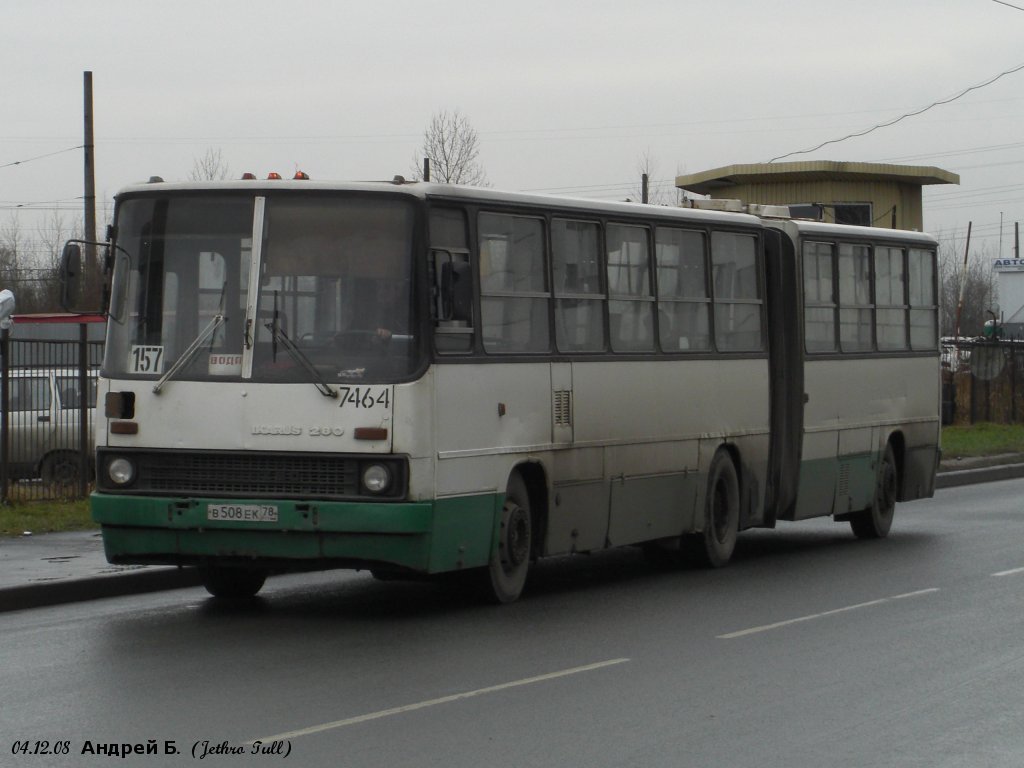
<box><xmin>553</xmin><ymin>390</ymin><xmax>573</xmax><ymax>427</ymax></box>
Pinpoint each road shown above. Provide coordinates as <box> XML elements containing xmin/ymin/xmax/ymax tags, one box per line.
<box><xmin>3</xmin><ymin>478</ymin><xmax>1024</xmax><ymax>768</ymax></box>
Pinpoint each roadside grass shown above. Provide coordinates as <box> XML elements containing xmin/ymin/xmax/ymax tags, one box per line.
<box><xmin>1</xmin><ymin>421</ymin><xmax>1022</xmax><ymax>538</ymax></box>
<box><xmin>0</xmin><ymin>487</ymin><xmax>93</xmax><ymax>537</ymax></box>
<box><xmin>941</xmin><ymin>422</ymin><xmax>1024</xmax><ymax>459</ymax></box>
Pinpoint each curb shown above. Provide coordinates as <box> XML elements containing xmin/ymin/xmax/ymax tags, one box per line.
<box><xmin>0</xmin><ymin>567</ymin><xmax>203</xmax><ymax>614</ymax></box>
<box><xmin>935</xmin><ymin>462</ymin><xmax>1024</xmax><ymax>489</ymax></box>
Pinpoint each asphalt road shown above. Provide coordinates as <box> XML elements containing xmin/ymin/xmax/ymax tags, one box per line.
<box><xmin>3</xmin><ymin>479</ymin><xmax>1024</xmax><ymax>768</ymax></box>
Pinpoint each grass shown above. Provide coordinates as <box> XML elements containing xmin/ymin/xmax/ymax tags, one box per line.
<box><xmin>940</xmin><ymin>422</ymin><xmax>1024</xmax><ymax>459</ymax></box>
<box><xmin>0</xmin><ymin>495</ymin><xmax>93</xmax><ymax>537</ymax></box>
<box><xmin>1</xmin><ymin>422</ymin><xmax>1022</xmax><ymax>537</ymax></box>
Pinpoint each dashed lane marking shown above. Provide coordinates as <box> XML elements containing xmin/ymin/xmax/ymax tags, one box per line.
<box><xmin>246</xmin><ymin>657</ymin><xmax>630</xmax><ymax>744</ymax></box>
<box><xmin>718</xmin><ymin>588</ymin><xmax>940</xmax><ymax>639</ymax></box>
<box><xmin>992</xmin><ymin>566</ymin><xmax>1024</xmax><ymax>577</ymax></box>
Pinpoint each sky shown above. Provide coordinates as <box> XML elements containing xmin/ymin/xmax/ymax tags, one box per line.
<box><xmin>3</xmin><ymin>0</ymin><xmax>1024</xmax><ymax>265</ymax></box>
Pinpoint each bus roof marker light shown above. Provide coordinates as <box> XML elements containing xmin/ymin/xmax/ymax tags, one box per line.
<box><xmin>293</xmin><ymin>171</ymin><xmax>309</xmax><ymax>180</ymax></box>
<box><xmin>267</xmin><ymin>172</ymin><xmax>282</xmax><ymax>180</ymax></box>
<box><xmin>241</xmin><ymin>172</ymin><xmax>257</xmax><ymax>180</ymax></box>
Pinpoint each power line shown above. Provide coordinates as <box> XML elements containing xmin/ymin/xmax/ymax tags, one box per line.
<box><xmin>992</xmin><ymin>0</ymin><xmax>1024</xmax><ymax>11</ymax></box>
<box><xmin>768</xmin><ymin>61</ymin><xmax>1024</xmax><ymax>162</ymax></box>
<box><xmin>882</xmin><ymin>140</ymin><xmax>1024</xmax><ymax>163</ymax></box>
<box><xmin>0</xmin><ymin>145</ymin><xmax>83</xmax><ymax>170</ymax></box>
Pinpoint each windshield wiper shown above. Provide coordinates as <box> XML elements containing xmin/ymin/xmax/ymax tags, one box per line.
<box><xmin>152</xmin><ymin>314</ymin><xmax>225</xmax><ymax>394</ymax></box>
<box><xmin>263</xmin><ymin>321</ymin><xmax>338</xmax><ymax>398</ymax></box>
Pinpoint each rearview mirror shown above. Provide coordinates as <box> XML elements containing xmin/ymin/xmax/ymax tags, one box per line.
<box><xmin>59</xmin><ymin>240</ymin><xmax>109</xmax><ymax>314</ymax></box>
<box><xmin>60</xmin><ymin>242</ymin><xmax>82</xmax><ymax>311</ymax></box>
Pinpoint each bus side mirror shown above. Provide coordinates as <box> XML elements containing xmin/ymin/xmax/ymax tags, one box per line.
<box><xmin>60</xmin><ymin>242</ymin><xmax>82</xmax><ymax>311</ymax></box>
<box><xmin>441</xmin><ymin>260</ymin><xmax>472</xmax><ymax>324</ymax></box>
<box><xmin>59</xmin><ymin>239</ymin><xmax>111</xmax><ymax>314</ymax></box>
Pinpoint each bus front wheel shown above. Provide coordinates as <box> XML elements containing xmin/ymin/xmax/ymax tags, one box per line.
<box><xmin>684</xmin><ymin>450</ymin><xmax>740</xmax><ymax>568</ymax></box>
<box><xmin>200</xmin><ymin>565</ymin><xmax>267</xmax><ymax>599</ymax></box>
<box><xmin>483</xmin><ymin>472</ymin><xmax>533</xmax><ymax>604</ymax></box>
<box><xmin>849</xmin><ymin>444</ymin><xmax>897</xmax><ymax>540</ymax></box>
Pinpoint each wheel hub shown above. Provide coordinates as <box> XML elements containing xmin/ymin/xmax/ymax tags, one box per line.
<box><xmin>500</xmin><ymin>503</ymin><xmax>530</xmax><ymax>568</ymax></box>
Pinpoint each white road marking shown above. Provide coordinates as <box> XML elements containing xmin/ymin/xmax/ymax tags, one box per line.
<box><xmin>247</xmin><ymin>657</ymin><xmax>630</xmax><ymax>744</ymax></box>
<box><xmin>718</xmin><ymin>588</ymin><xmax>940</xmax><ymax>639</ymax></box>
<box><xmin>891</xmin><ymin>588</ymin><xmax>942</xmax><ymax>599</ymax></box>
<box><xmin>992</xmin><ymin>566</ymin><xmax>1024</xmax><ymax>577</ymax></box>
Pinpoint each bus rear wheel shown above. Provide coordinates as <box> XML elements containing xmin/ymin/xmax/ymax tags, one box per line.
<box><xmin>850</xmin><ymin>444</ymin><xmax>897</xmax><ymax>539</ymax></box>
<box><xmin>482</xmin><ymin>472</ymin><xmax>532</xmax><ymax>604</ymax></box>
<box><xmin>684</xmin><ymin>450</ymin><xmax>739</xmax><ymax>568</ymax></box>
<box><xmin>200</xmin><ymin>565</ymin><xmax>267</xmax><ymax>599</ymax></box>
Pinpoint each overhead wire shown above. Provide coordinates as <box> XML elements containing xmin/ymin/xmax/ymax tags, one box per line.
<box><xmin>768</xmin><ymin>61</ymin><xmax>1024</xmax><ymax>162</ymax></box>
<box><xmin>0</xmin><ymin>145</ymin><xmax>83</xmax><ymax>170</ymax></box>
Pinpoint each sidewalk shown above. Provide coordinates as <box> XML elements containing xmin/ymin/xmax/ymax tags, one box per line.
<box><xmin>2</xmin><ymin>455</ymin><xmax>1024</xmax><ymax>614</ymax></box>
<box><xmin>0</xmin><ymin>530</ymin><xmax>201</xmax><ymax>613</ymax></box>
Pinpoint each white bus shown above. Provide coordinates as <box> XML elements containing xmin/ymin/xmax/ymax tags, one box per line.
<box><xmin>65</xmin><ymin>177</ymin><xmax>940</xmax><ymax>602</ymax></box>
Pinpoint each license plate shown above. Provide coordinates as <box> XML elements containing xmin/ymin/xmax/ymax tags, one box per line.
<box><xmin>206</xmin><ymin>504</ymin><xmax>279</xmax><ymax>523</ymax></box>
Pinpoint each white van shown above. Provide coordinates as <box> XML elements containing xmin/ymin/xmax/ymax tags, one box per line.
<box><xmin>3</xmin><ymin>368</ymin><xmax>97</xmax><ymax>483</ymax></box>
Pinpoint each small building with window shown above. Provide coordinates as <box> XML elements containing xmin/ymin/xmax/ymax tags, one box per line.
<box><xmin>675</xmin><ymin>161</ymin><xmax>959</xmax><ymax>231</ymax></box>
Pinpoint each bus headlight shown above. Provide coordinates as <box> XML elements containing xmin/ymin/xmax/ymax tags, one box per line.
<box><xmin>361</xmin><ymin>463</ymin><xmax>392</xmax><ymax>494</ymax></box>
<box><xmin>108</xmin><ymin>457</ymin><xmax>135</xmax><ymax>486</ymax></box>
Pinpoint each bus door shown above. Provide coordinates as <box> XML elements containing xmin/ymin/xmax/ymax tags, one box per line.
<box><xmin>545</xmin><ymin>361</ymin><xmax>610</xmax><ymax>555</ymax></box>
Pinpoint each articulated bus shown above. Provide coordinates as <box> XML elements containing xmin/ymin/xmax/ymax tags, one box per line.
<box><xmin>67</xmin><ymin>177</ymin><xmax>940</xmax><ymax>603</ymax></box>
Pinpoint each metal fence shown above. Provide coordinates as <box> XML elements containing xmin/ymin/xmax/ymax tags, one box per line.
<box><xmin>942</xmin><ymin>339</ymin><xmax>1024</xmax><ymax>426</ymax></box>
<box><xmin>0</xmin><ymin>325</ymin><xmax>103</xmax><ymax>502</ymax></box>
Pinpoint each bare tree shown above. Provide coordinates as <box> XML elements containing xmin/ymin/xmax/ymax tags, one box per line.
<box><xmin>412</xmin><ymin>110</ymin><xmax>488</xmax><ymax>186</ymax></box>
<box><xmin>630</xmin><ymin>151</ymin><xmax>684</xmax><ymax>206</ymax></box>
<box><xmin>0</xmin><ymin>214</ymin><xmax>43</xmax><ymax>312</ymax></box>
<box><xmin>189</xmin><ymin>147</ymin><xmax>231</xmax><ymax>181</ymax></box>
<box><xmin>938</xmin><ymin>235</ymin><xmax>998</xmax><ymax>337</ymax></box>
<box><xmin>36</xmin><ymin>211</ymin><xmax>82</xmax><ymax>311</ymax></box>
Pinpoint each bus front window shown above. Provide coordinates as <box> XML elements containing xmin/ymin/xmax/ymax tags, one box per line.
<box><xmin>251</xmin><ymin>195</ymin><xmax>419</xmax><ymax>383</ymax></box>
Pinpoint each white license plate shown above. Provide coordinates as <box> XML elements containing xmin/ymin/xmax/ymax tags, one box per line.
<box><xmin>206</xmin><ymin>504</ymin><xmax>279</xmax><ymax>523</ymax></box>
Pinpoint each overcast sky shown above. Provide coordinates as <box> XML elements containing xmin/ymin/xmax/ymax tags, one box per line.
<box><xmin>3</xmin><ymin>0</ymin><xmax>1024</xmax><ymax>262</ymax></box>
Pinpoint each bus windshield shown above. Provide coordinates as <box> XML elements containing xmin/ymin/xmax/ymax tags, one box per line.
<box><xmin>105</xmin><ymin>193</ymin><xmax>420</xmax><ymax>384</ymax></box>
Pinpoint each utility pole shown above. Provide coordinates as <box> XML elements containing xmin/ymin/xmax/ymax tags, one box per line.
<box><xmin>1000</xmin><ymin>211</ymin><xmax>1004</xmax><ymax>260</ymax></box>
<box><xmin>955</xmin><ymin>222</ymin><xmax>972</xmax><ymax>342</ymax></box>
<box><xmin>83</xmin><ymin>71</ymin><xmax>97</xmax><ymax>300</ymax></box>
<box><xmin>641</xmin><ymin>173</ymin><xmax>649</xmax><ymax>204</ymax></box>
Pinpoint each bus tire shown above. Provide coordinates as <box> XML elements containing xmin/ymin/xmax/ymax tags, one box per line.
<box><xmin>685</xmin><ymin>450</ymin><xmax>740</xmax><ymax>568</ymax></box>
<box><xmin>200</xmin><ymin>565</ymin><xmax>267</xmax><ymax>599</ymax></box>
<box><xmin>850</xmin><ymin>444</ymin><xmax>897</xmax><ymax>540</ymax></box>
<box><xmin>483</xmin><ymin>472</ymin><xmax>533</xmax><ymax>604</ymax></box>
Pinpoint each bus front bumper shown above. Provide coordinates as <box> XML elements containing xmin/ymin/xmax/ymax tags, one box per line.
<box><xmin>91</xmin><ymin>492</ymin><xmax>500</xmax><ymax>575</ymax></box>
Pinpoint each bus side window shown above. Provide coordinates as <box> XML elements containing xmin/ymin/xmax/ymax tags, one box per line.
<box><xmin>478</xmin><ymin>213</ymin><xmax>549</xmax><ymax>354</ymax></box>
<box><xmin>711</xmin><ymin>231</ymin><xmax>763</xmax><ymax>352</ymax></box>
<box><xmin>430</xmin><ymin>207</ymin><xmax>474</xmax><ymax>354</ymax></box>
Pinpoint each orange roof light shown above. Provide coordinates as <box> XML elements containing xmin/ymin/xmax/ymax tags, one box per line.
<box><xmin>241</xmin><ymin>172</ymin><xmax>257</xmax><ymax>180</ymax></box>
<box><xmin>293</xmin><ymin>171</ymin><xmax>310</xmax><ymax>180</ymax></box>
<box><xmin>267</xmin><ymin>172</ymin><xmax>283</xmax><ymax>180</ymax></box>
